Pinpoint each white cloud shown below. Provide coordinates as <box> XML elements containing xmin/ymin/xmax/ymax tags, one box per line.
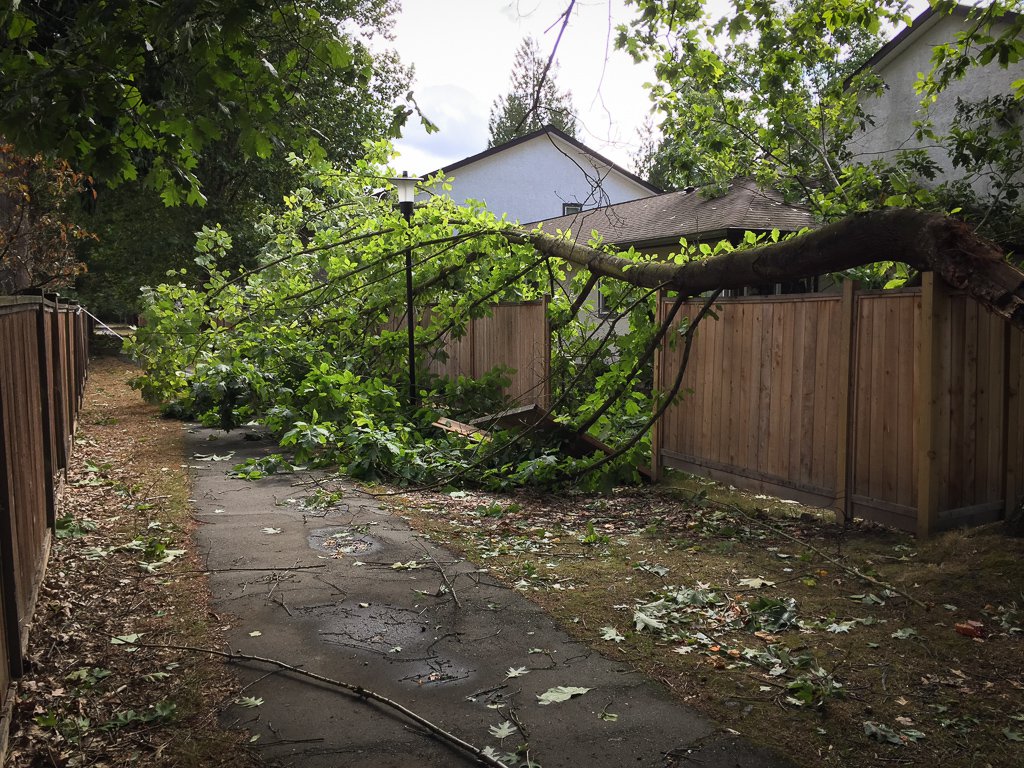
<box><xmin>391</xmin><ymin>0</ymin><xmax>658</xmax><ymax>173</ymax></box>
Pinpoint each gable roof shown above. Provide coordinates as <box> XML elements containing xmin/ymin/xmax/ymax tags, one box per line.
<box><xmin>529</xmin><ymin>178</ymin><xmax>816</xmax><ymax>249</ymax></box>
<box><xmin>427</xmin><ymin>124</ymin><xmax>662</xmax><ymax>195</ymax></box>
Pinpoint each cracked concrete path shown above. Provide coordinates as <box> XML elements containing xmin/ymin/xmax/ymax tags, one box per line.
<box><xmin>188</xmin><ymin>426</ymin><xmax>792</xmax><ymax>768</ymax></box>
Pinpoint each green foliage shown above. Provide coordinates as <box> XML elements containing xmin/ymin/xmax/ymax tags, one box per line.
<box><xmin>55</xmin><ymin>515</ymin><xmax>98</xmax><ymax>539</ymax></box>
<box><xmin>128</xmin><ymin>148</ymin><xmax>693</xmax><ymax>489</ymax></box>
<box><xmin>619</xmin><ymin>0</ymin><xmax>1024</xmax><ymax>277</ymax></box>
<box><xmin>488</xmin><ymin>36</ymin><xmax>578</xmax><ymax>146</ymax></box>
<box><xmin>619</xmin><ymin>0</ymin><xmax>897</xmax><ymax>197</ymax></box>
<box><xmin>0</xmin><ymin>0</ymin><xmax>410</xmax><ymax>203</ymax></box>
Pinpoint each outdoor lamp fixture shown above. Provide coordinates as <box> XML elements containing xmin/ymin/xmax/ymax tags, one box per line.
<box><xmin>391</xmin><ymin>171</ymin><xmax>421</xmax><ymax>407</ymax></box>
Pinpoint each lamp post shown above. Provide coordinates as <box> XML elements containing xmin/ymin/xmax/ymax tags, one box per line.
<box><xmin>391</xmin><ymin>171</ymin><xmax>420</xmax><ymax>408</ymax></box>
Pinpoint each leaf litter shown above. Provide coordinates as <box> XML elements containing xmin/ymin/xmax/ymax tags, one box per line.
<box><xmin>396</xmin><ymin>475</ymin><xmax>1024</xmax><ymax>768</ymax></box>
<box><xmin>5</xmin><ymin>358</ymin><xmax>258</xmax><ymax>768</ymax></box>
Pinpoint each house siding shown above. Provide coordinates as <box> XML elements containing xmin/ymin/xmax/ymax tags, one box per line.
<box><xmin>849</xmin><ymin>11</ymin><xmax>1024</xmax><ymax>196</ymax></box>
<box><xmin>424</xmin><ymin>133</ymin><xmax>656</xmax><ymax>223</ymax></box>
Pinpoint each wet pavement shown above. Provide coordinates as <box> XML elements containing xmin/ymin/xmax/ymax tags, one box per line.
<box><xmin>188</xmin><ymin>426</ymin><xmax>791</xmax><ymax>768</ymax></box>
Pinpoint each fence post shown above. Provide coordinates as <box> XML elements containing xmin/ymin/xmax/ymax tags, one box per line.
<box><xmin>833</xmin><ymin>280</ymin><xmax>857</xmax><ymax>525</ymax></box>
<box><xmin>35</xmin><ymin>299</ymin><xmax>56</xmax><ymax>529</ymax></box>
<box><xmin>48</xmin><ymin>297</ymin><xmax>68</xmax><ymax>477</ymax></box>
<box><xmin>0</xmin><ymin>383</ymin><xmax>24</xmax><ymax>680</ymax></box>
<box><xmin>650</xmin><ymin>290</ymin><xmax>664</xmax><ymax>482</ymax></box>
<box><xmin>1005</xmin><ymin>324</ymin><xmax>1022</xmax><ymax>516</ymax></box>
<box><xmin>916</xmin><ymin>272</ymin><xmax>949</xmax><ymax>538</ymax></box>
<box><xmin>542</xmin><ymin>296</ymin><xmax>551</xmax><ymax>410</ymax></box>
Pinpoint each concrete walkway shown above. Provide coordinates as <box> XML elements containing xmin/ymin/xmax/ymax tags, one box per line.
<box><xmin>188</xmin><ymin>426</ymin><xmax>791</xmax><ymax>768</ymax></box>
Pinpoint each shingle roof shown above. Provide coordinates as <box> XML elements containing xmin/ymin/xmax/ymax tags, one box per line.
<box><xmin>528</xmin><ymin>178</ymin><xmax>817</xmax><ymax>248</ymax></box>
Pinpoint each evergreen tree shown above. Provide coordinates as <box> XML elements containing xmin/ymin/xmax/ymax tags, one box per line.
<box><xmin>488</xmin><ymin>36</ymin><xmax>578</xmax><ymax>146</ymax></box>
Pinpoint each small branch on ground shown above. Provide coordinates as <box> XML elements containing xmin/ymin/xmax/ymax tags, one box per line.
<box><xmin>719</xmin><ymin>502</ymin><xmax>930</xmax><ymax>611</ymax></box>
<box><xmin>416</xmin><ymin>543</ymin><xmax>463</xmax><ymax>608</ymax></box>
<box><xmin>115</xmin><ymin>638</ymin><xmax>509</xmax><ymax>768</ymax></box>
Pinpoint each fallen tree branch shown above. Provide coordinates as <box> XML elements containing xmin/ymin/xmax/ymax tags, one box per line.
<box><xmin>117</xmin><ymin>638</ymin><xmax>509</xmax><ymax>768</ymax></box>
<box><xmin>506</xmin><ymin>208</ymin><xmax>1024</xmax><ymax>331</ymax></box>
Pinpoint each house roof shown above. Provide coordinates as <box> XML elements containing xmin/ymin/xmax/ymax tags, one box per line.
<box><xmin>528</xmin><ymin>178</ymin><xmax>817</xmax><ymax>250</ymax></box>
<box><xmin>427</xmin><ymin>124</ymin><xmax>663</xmax><ymax>195</ymax></box>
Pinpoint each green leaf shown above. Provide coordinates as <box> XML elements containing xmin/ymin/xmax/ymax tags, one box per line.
<box><xmin>737</xmin><ymin>577</ymin><xmax>774</xmax><ymax>590</ymax></box>
<box><xmin>236</xmin><ymin>696</ymin><xmax>264</xmax><ymax>708</ymax></box>
<box><xmin>633</xmin><ymin>610</ymin><xmax>666</xmax><ymax>632</ymax></box>
<box><xmin>891</xmin><ymin>627</ymin><xmax>919</xmax><ymax>640</ymax></box>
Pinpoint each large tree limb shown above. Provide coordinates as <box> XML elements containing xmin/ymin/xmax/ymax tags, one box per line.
<box><xmin>506</xmin><ymin>209</ymin><xmax>1024</xmax><ymax>330</ymax></box>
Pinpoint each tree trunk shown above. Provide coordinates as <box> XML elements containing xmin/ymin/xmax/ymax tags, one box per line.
<box><xmin>509</xmin><ymin>208</ymin><xmax>1024</xmax><ymax>331</ymax></box>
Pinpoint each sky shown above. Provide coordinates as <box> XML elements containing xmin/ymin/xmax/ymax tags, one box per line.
<box><xmin>389</xmin><ymin>0</ymin><xmax>661</xmax><ymax>176</ymax></box>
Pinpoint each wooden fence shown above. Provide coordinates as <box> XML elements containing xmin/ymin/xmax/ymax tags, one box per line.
<box><xmin>0</xmin><ymin>294</ymin><xmax>90</xmax><ymax>754</ymax></box>
<box><xmin>421</xmin><ymin>300</ymin><xmax>551</xmax><ymax>407</ymax></box>
<box><xmin>653</xmin><ymin>275</ymin><xmax>1023</xmax><ymax>536</ymax></box>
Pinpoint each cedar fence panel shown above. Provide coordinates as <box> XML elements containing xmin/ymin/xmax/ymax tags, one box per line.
<box><xmin>653</xmin><ymin>275</ymin><xmax>1023</xmax><ymax>535</ymax></box>
<box><xmin>423</xmin><ymin>300</ymin><xmax>550</xmax><ymax>407</ymax></box>
<box><xmin>657</xmin><ymin>293</ymin><xmax>845</xmax><ymax>508</ymax></box>
<box><xmin>0</xmin><ymin>295</ymin><xmax>89</xmax><ymax>759</ymax></box>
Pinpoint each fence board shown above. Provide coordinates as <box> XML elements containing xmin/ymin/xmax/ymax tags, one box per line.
<box><xmin>1</xmin><ymin>295</ymin><xmax>89</xmax><ymax>754</ymax></box>
<box><xmin>656</xmin><ymin>280</ymin><xmax>1020</xmax><ymax>534</ymax></box>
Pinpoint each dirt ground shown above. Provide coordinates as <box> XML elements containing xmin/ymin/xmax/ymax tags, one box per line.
<box><xmin>393</xmin><ymin>481</ymin><xmax>1024</xmax><ymax>768</ymax></box>
<box><xmin>6</xmin><ymin>356</ymin><xmax>1023</xmax><ymax>768</ymax></box>
<box><xmin>5</xmin><ymin>356</ymin><xmax>258</xmax><ymax>768</ymax></box>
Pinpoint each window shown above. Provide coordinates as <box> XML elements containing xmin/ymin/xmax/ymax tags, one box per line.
<box><xmin>595</xmin><ymin>277</ymin><xmax>611</xmax><ymax>317</ymax></box>
<box><xmin>562</xmin><ymin>202</ymin><xmax>583</xmax><ymax>216</ymax></box>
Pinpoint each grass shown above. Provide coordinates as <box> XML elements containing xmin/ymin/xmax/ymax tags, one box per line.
<box><xmin>397</xmin><ymin>474</ymin><xmax>1024</xmax><ymax>768</ymax></box>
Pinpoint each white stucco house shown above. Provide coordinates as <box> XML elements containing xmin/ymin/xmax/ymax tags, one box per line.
<box><xmin>420</xmin><ymin>125</ymin><xmax>661</xmax><ymax>223</ymax></box>
<box><xmin>848</xmin><ymin>3</ymin><xmax>1024</xmax><ymax>194</ymax></box>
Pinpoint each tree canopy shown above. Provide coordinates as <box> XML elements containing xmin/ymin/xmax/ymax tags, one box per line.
<box><xmin>488</xmin><ymin>36</ymin><xmax>579</xmax><ymax>146</ymax></box>
<box><xmin>618</xmin><ymin>0</ymin><xmax>1024</xmax><ymax>250</ymax></box>
<box><xmin>125</xmin><ymin>1</ymin><xmax>1024</xmax><ymax>489</ymax></box>
<box><xmin>0</xmin><ymin>0</ymin><xmax>410</xmax><ymax>204</ymax></box>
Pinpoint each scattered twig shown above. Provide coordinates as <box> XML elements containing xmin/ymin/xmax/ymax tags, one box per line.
<box><xmin>115</xmin><ymin>639</ymin><xmax>509</xmax><ymax>768</ymax></box>
<box><xmin>417</xmin><ymin>543</ymin><xmax>463</xmax><ymax>608</ymax></box>
<box><xmin>508</xmin><ymin>706</ymin><xmax>529</xmax><ymax>739</ymax></box>
<box><xmin>271</xmin><ymin>595</ymin><xmax>294</xmax><ymax>617</ymax></box>
<box><xmin>720</xmin><ymin>502</ymin><xmax>930</xmax><ymax>610</ymax></box>
<box><xmin>468</xmin><ymin>683</ymin><xmax>508</xmax><ymax>699</ymax></box>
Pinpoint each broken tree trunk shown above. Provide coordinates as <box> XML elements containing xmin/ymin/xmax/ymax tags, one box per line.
<box><xmin>507</xmin><ymin>208</ymin><xmax>1024</xmax><ymax>331</ymax></box>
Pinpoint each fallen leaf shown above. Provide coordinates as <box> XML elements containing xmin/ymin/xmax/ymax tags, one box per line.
<box><xmin>737</xmin><ymin>577</ymin><xmax>775</xmax><ymax>590</ymax></box>
<box><xmin>489</xmin><ymin>721</ymin><xmax>516</xmax><ymax>740</ymax></box>
<box><xmin>954</xmin><ymin>621</ymin><xmax>985</xmax><ymax>639</ymax></box>
<box><xmin>537</xmin><ymin>686</ymin><xmax>591</xmax><ymax>705</ymax></box>
<box><xmin>600</xmin><ymin>627</ymin><xmax>625</xmax><ymax>643</ymax></box>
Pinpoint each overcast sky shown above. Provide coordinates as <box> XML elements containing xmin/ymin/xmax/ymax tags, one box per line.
<box><xmin>390</xmin><ymin>0</ymin><xmax>660</xmax><ymax>175</ymax></box>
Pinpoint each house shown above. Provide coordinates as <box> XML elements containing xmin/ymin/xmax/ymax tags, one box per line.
<box><xmin>847</xmin><ymin>3</ymin><xmax>1024</xmax><ymax>196</ymax></box>
<box><xmin>420</xmin><ymin>124</ymin><xmax>661</xmax><ymax>223</ymax></box>
<box><xmin>531</xmin><ymin>178</ymin><xmax>815</xmax><ymax>257</ymax></box>
<box><xmin>530</xmin><ymin>178</ymin><xmax>818</xmax><ymax>327</ymax></box>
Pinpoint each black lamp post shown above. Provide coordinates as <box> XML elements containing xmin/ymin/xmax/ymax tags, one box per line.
<box><xmin>391</xmin><ymin>171</ymin><xmax>420</xmax><ymax>407</ymax></box>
